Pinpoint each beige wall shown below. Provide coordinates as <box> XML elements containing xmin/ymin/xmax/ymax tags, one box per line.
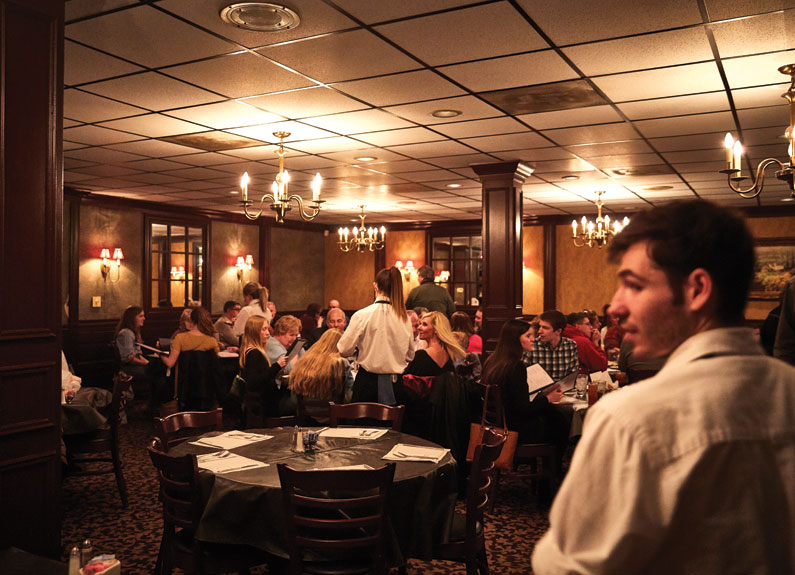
<box><xmin>270</xmin><ymin>227</ymin><xmax>325</xmax><ymax>311</ymax></box>
<box><xmin>325</xmin><ymin>235</ymin><xmax>374</xmax><ymax>312</ymax></box>
<box><xmin>386</xmin><ymin>230</ymin><xmax>426</xmax><ymax>296</ymax></box>
<box><xmin>78</xmin><ymin>204</ymin><xmax>143</xmax><ymax>321</ymax></box>
<box><xmin>522</xmin><ymin>225</ymin><xmax>544</xmax><ymax>315</ymax></box>
<box><xmin>209</xmin><ymin>220</ymin><xmax>259</xmax><ymax>314</ymax></box>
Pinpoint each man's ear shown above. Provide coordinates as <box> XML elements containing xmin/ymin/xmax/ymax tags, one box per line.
<box><xmin>684</xmin><ymin>268</ymin><xmax>713</xmax><ymax>313</ymax></box>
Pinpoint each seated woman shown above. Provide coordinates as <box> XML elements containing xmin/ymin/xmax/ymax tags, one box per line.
<box><xmin>170</xmin><ymin>308</ymin><xmax>192</xmax><ymax>340</ymax></box>
<box><xmin>482</xmin><ymin>319</ymin><xmax>568</xmax><ymax>451</ymax></box>
<box><xmin>289</xmin><ymin>329</ymin><xmax>353</xmax><ymax>405</ymax></box>
<box><xmin>450</xmin><ymin>311</ymin><xmax>482</xmax><ymax>354</ymax></box>
<box><xmin>239</xmin><ymin>316</ymin><xmax>287</xmax><ymax>417</ymax></box>
<box><xmin>161</xmin><ymin>307</ymin><xmax>219</xmax><ymax>369</ymax></box>
<box><xmin>404</xmin><ymin>311</ymin><xmax>466</xmax><ymax>376</ymax></box>
<box><xmin>266</xmin><ymin>315</ymin><xmax>304</xmax><ymax>376</ymax></box>
<box><xmin>115</xmin><ymin>305</ymin><xmax>150</xmax><ymax>381</ymax></box>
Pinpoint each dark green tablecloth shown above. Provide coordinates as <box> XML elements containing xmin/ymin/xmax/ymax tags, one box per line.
<box><xmin>170</xmin><ymin>428</ymin><xmax>458</xmax><ymax>562</ymax></box>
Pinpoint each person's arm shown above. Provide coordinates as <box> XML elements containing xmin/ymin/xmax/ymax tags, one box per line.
<box><xmin>162</xmin><ymin>337</ymin><xmax>181</xmax><ymax>368</ymax></box>
<box><xmin>532</xmin><ymin>405</ymin><xmax>664</xmax><ymax>574</ymax></box>
<box><xmin>774</xmin><ymin>280</ymin><xmax>795</xmax><ymax>365</ymax></box>
<box><xmin>233</xmin><ymin>308</ymin><xmax>250</xmax><ymax>337</ymax></box>
<box><xmin>582</xmin><ymin>339</ymin><xmax>608</xmax><ymax>372</ymax></box>
<box><xmin>502</xmin><ymin>364</ymin><xmax>552</xmax><ymax>419</ymax></box>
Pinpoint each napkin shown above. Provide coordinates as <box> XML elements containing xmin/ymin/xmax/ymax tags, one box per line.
<box><xmin>319</xmin><ymin>428</ymin><xmax>389</xmax><ymax>440</ymax></box>
<box><xmin>196</xmin><ymin>451</ymin><xmax>267</xmax><ymax>474</ymax></box>
<box><xmin>382</xmin><ymin>443</ymin><xmax>449</xmax><ymax>463</ymax></box>
<box><xmin>191</xmin><ymin>430</ymin><xmax>272</xmax><ymax>449</ymax></box>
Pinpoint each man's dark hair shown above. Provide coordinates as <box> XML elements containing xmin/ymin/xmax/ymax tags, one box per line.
<box><xmin>223</xmin><ymin>300</ymin><xmax>240</xmax><ymax>313</ymax></box>
<box><xmin>417</xmin><ymin>265</ymin><xmax>434</xmax><ymax>282</ymax></box>
<box><xmin>539</xmin><ymin>310</ymin><xmax>567</xmax><ymax>332</ymax></box>
<box><xmin>608</xmin><ymin>200</ymin><xmax>754</xmax><ymax>324</ymax></box>
<box><xmin>567</xmin><ymin>312</ymin><xmax>587</xmax><ymax>326</ymax></box>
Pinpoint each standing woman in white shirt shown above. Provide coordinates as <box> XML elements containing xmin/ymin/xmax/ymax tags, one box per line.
<box><xmin>338</xmin><ymin>266</ymin><xmax>414</xmax><ymax>404</ymax></box>
<box><xmin>233</xmin><ymin>282</ymin><xmax>272</xmax><ymax>339</ymax></box>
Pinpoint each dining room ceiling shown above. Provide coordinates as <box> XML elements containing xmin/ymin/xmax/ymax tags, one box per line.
<box><xmin>63</xmin><ymin>0</ymin><xmax>795</xmax><ymax>225</ymax></box>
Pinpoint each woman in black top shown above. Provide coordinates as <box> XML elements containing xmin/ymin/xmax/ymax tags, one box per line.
<box><xmin>482</xmin><ymin>319</ymin><xmax>568</xmax><ymax>448</ymax></box>
<box><xmin>404</xmin><ymin>311</ymin><xmax>465</xmax><ymax>375</ymax></box>
<box><xmin>239</xmin><ymin>316</ymin><xmax>286</xmax><ymax>417</ymax></box>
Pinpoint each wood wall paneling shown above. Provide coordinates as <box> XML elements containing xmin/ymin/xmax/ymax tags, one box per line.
<box><xmin>325</xmin><ymin>234</ymin><xmax>374</xmax><ymax>311</ymax></box>
<box><xmin>269</xmin><ymin>226</ymin><xmax>325</xmax><ymax>310</ymax></box>
<box><xmin>0</xmin><ymin>0</ymin><xmax>64</xmax><ymax>556</ymax></box>
<box><xmin>522</xmin><ymin>225</ymin><xmax>544</xmax><ymax>315</ymax></box>
<box><xmin>385</xmin><ymin>229</ymin><xmax>425</xmax><ymax>295</ymax></box>
<box><xmin>210</xmin><ymin>220</ymin><xmax>259</xmax><ymax>314</ymax></box>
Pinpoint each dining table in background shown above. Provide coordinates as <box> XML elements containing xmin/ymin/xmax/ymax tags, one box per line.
<box><xmin>169</xmin><ymin>427</ymin><xmax>458</xmax><ymax>565</ymax></box>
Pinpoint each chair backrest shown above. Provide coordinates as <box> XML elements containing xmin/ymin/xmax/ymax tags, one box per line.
<box><xmin>154</xmin><ymin>408</ymin><xmax>223</xmax><ymax>451</ymax></box>
<box><xmin>176</xmin><ymin>350</ymin><xmax>225</xmax><ymax>411</ymax></box>
<box><xmin>147</xmin><ymin>439</ymin><xmax>203</xmax><ymax>534</ymax></box>
<box><xmin>277</xmin><ymin>463</ymin><xmax>396</xmax><ymax>575</ymax></box>
<box><xmin>466</xmin><ymin>428</ymin><xmax>506</xmax><ymax>542</ymax></box>
<box><xmin>328</xmin><ymin>402</ymin><xmax>404</xmax><ymax>431</ymax></box>
<box><xmin>108</xmin><ymin>372</ymin><xmax>133</xmax><ymax>430</ymax></box>
<box><xmin>476</xmin><ymin>382</ymin><xmax>505</xmax><ymax>428</ymax></box>
<box><xmin>296</xmin><ymin>394</ymin><xmax>332</xmax><ymax>427</ymax></box>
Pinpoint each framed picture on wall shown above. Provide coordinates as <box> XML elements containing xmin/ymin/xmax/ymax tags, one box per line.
<box><xmin>749</xmin><ymin>238</ymin><xmax>795</xmax><ymax>301</ymax></box>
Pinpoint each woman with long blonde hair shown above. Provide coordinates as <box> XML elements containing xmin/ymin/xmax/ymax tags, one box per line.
<box><xmin>338</xmin><ymin>266</ymin><xmax>414</xmax><ymax>403</ymax></box>
<box><xmin>404</xmin><ymin>311</ymin><xmax>466</xmax><ymax>376</ymax></box>
<box><xmin>289</xmin><ymin>329</ymin><xmax>351</xmax><ymax>402</ymax></box>
<box><xmin>238</xmin><ymin>316</ymin><xmax>286</xmax><ymax>416</ymax></box>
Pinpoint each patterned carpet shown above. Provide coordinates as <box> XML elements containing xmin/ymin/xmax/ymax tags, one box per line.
<box><xmin>61</xmin><ymin>407</ymin><xmax>552</xmax><ymax>574</ymax></box>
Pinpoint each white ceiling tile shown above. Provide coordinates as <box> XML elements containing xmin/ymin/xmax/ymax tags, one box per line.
<box><xmin>353</xmin><ymin>127</ymin><xmax>446</xmax><ymax>147</ymax></box>
<box><xmin>159</xmin><ymin>166</ymin><xmax>231</xmax><ymax>180</ymax></box>
<box><xmin>704</xmin><ymin>0</ymin><xmax>791</xmax><ymax>21</ymax></box>
<box><xmin>331</xmin><ymin>0</ymin><xmax>481</xmax><ymax>24</ymax></box>
<box><xmin>165</xmin><ymin>52</ymin><xmax>314</xmax><ymax>99</ymax></box>
<box><xmin>319</xmin><ymin>149</ymin><xmax>409</xmax><ymax>164</ymax></box>
<box><xmin>166</xmin><ymin>151</ymin><xmax>250</xmax><ymax>166</ymax></box>
<box><xmin>738</xmin><ymin>105</ymin><xmax>790</xmax><ymax>129</ymax></box>
<box><xmin>63</xmin><ymin>141</ymin><xmax>88</xmax><ymax>151</ymax></box>
<box><xmin>431</xmin><ymin>117</ymin><xmax>528</xmax><ymax>138</ymax></box>
<box><xmin>427</xmin><ymin>153</ymin><xmax>497</xmax><ymax>168</ymax></box>
<box><xmin>723</xmin><ymin>50</ymin><xmax>795</xmax><ymax>89</ymax></box>
<box><xmin>287</xmin><ymin>136</ymin><xmax>380</xmax><ymax>154</ymax></box>
<box><xmin>107</xmin><ymin>139</ymin><xmax>206</xmax><ymax>157</ymax></box>
<box><xmin>304</xmin><ymin>109</ymin><xmax>416</xmax><ymax>135</ymax></box>
<box><xmin>122</xmin><ymin>158</ymin><xmax>194</xmax><ymax>172</ymax></box>
<box><xmin>563</xmin><ymin>27</ymin><xmax>713</xmax><ymax>76</ymax></box>
<box><xmin>566</xmin><ymin>140</ymin><xmax>654</xmax><ymax>157</ymax></box>
<box><xmin>661</xmin><ymin>149</ymin><xmax>725</xmax><ymax>163</ymax></box>
<box><xmin>229</xmin><ymin>121</ymin><xmax>336</xmax><ymax>143</ymax></box>
<box><xmin>385</xmin><ymin>96</ymin><xmax>503</xmax><ymax>125</ymax></box>
<box><xmin>711</xmin><ymin>10</ymin><xmax>795</xmax><ymax>59</ymax></box>
<box><xmin>66</xmin><ymin>0</ymin><xmax>138</xmax><ymax>21</ymax></box>
<box><xmin>650</xmin><ymin>133</ymin><xmax>725</xmax><ymax>152</ymax></box>
<box><xmin>71</xmin><ymin>164</ymin><xmax>142</xmax><ymax>177</ymax></box>
<box><xmin>385</xmin><ymin>140</ymin><xmax>478</xmax><ymax>158</ymax></box>
<box><xmin>398</xmin><ymin>169</ymin><xmax>461</xmax><ymax>182</ymax></box>
<box><xmin>439</xmin><ymin>51</ymin><xmax>578</xmax><ymax>92</ymax></box>
<box><xmin>259</xmin><ymin>29</ymin><xmax>419</xmax><ymax>83</ymax></box>
<box><xmin>241</xmin><ymin>86</ymin><xmax>369</xmax><ymax>120</ymax></box>
<box><xmin>593</xmin><ymin>62</ymin><xmax>724</xmax><ymax>102</ymax></box>
<box><xmin>634</xmin><ymin>111</ymin><xmax>736</xmax><ymax>138</ymax></box>
<box><xmin>64</xmin><ymin>89</ymin><xmax>147</xmax><ymax>123</ymax></box>
<box><xmin>64</xmin><ymin>124</ymin><xmax>144</xmax><ymax>145</ymax></box>
<box><xmin>98</xmin><ymin>113</ymin><xmax>208</xmax><ymax>138</ymax></box>
<box><xmin>493</xmin><ymin>147</ymin><xmax>574</xmax><ymax>162</ymax></box>
<box><xmin>64</xmin><ymin>40</ymin><xmax>144</xmax><ymax>85</ymax></box>
<box><xmin>588</xmin><ymin>153</ymin><xmax>666</xmax><ymax>169</ymax></box>
<box><xmin>65</xmin><ymin>4</ymin><xmax>235</xmax><ymax>67</ymax></box>
<box><xmin>82</xmin><ymin>72</ymin><xmax>223</xmax><ymax>111</ymax></box>
<box><xmin>732</xmin><ymin>82</ymin><xmax>792</xmax><ymax>109</ymax></box>
<box><xmin>332</xmin><ymin>70</ymin><xmax>465</xmax><ymax>107</ymax></box>
<box><xmin>517</xmin><ymin>106</ymin><xmax>623</xmax><ymax>130</ymax></box>
<box><xmin>376</xmin><ymin>2</ymin><xmax>547</xmax><ymax>66</ymax></box>
<box><xmin>64</xmin><ymin>171</ymin><xmax>98</xmax><ymax>182</ymax></box>
<box><xmin>361</xmin><ymin>160</ymin><xmax>434</xmax><ymax>173</ymax></box>
<box><xmin>166</xmin><ymin>101</ymin><xmax>285</xmax><ymax>130</ymax></box>
<box><xmin>617</xmin><ymin>92</ymin><xmax>730</xmax><ymax>120</ymax></box>
<box><xmin>65</xmin><ymin>147</ymin><xmax>148</xmax><ymax>164</ymax></box>
<box><xmin>526</xmin><ymin>158</ymin><xmax>599</xmax><ymax>173</ymax></box>
<box><xmin>462</xmin><ymin>132</ymin><xmax>549</xmax><ymax>152</ymax></box>
<box><xmin>542</xmin><ymin>122</ymin><xmax>639</xmax><ymax>146</ymax></box>
<box><xmin>120</xmin><ymin>172</ymin><xmax>189</xmax><ymax>185</ymax></box>
<box><xmin>515</xmin><ymin>0</ymin><xmax>702</xmax><ymax>44</ymax></box>
<box><xmin>740</xmin><ymin>125</ymin><xmax>789</xmax><ymax>146</ymax></box>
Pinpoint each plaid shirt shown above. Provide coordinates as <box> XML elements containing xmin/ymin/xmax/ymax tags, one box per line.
<box><xmin>522</xmin><ymin>337</ymin><xmax>579</xmax><ymax>380</ymax></box>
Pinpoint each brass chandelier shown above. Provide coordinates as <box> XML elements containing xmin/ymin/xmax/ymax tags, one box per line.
<box><xmin>572</xmin><ymin>190</ymin><xmax>628</xmax><ymax>248</ymax></box>
<box><xmin>720</xmin><ymin>63</ymin><xmax>795</xmax><ymax>199</ymax></box>
<box><xmin>239</xmin><ymin>131</ymin><xmax>323</xmax><ymax>223</ymax></box>
<box><xmin>338</xmin><ymin>205</ymin><xmax>386</xmax><ymax>253</ymax></box>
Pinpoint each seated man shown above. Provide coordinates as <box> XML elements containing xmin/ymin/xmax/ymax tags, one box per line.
<box><xmin>522</xmin><ymin>310</ymin><xmax>578</xmax><ymax>380</ymax></box>
<box><xmin>562</xmin><ymin>312</ymin><xmax>607</xmax><ymax>374</ymax></box>
<box><xmin>213</xmin><ymin>300</ymin><xmax>240</xmax><ymax>350</ymax></box>
<box><xmin>310</xmin><ymin>307</ymin><xmax>347</xmax><ymax>344</ymax></box>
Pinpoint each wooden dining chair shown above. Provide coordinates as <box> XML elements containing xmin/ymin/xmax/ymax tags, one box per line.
<box><xmin>328</xmin><ymin>402</ymin><xmax>405</xmax><ymax>431</ymax></box>
<box><xmin>64</xmin><ymin>372</ymin><xmax>133</xmax><ymax>506</ymax></box>
<box><xmin>429</xmin><ymin>428</ymin><xmax>506</xmax><ymax>575</ymax></box>
<box><xmin>277</xmin><ymin>462</ymin><xmax>396</xmax><ymax>575</ymax></box>
<box><xmin>147</xmin><ymin>440</ymin><xmax>271</xmax><ymax>575</ymax></box>
<box><xmin>296</xmin><ymin>394</ymin><xmax>332</xmax><ymax>426</ymax></box>
<box><xmin>154</xmin><ymin>408</ymin><xmax>223</xmax><ymax>452</ymax></box>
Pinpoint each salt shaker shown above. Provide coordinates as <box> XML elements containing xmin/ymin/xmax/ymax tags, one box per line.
<box><xmin>68</xmin><ymin>546</ymin><xmax>81</xmax><ymax>575</ymax></box>
<box><xmin>80</xmin><ymin>538</ymin><xmax>93</xmax><ymax>567</ymax></box>
<box><xmin>293</xmin><ymin>426</ymin><xmax>304</xmax><ymax>452</ymax></box>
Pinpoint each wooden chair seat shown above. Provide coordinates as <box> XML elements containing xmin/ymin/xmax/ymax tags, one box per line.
<box><xmin>154</xmin><ymin>408</ymin><xmax>223</xmax><ymax>452</ymax></box>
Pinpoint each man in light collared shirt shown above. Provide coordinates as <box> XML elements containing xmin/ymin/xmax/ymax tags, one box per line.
<box><xmin>533</xmin><ymin>200</ymin><xmax>795</xmax><ymax>574</ymax></box>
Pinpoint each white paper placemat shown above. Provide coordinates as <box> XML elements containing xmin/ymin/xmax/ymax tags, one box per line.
<box><xmin>382</xmin><ymin>443</ymin><xmax>449</xmax><ymax>463</ymax></box>
<box><xmin>191</xmin><ymin>430</ymin><xmax>273</xmax><ymax>450</ymax></box>
<box><xmin>319</xmin><ymin>428</ymin><xmax>389</xmax><ymax>440</ymax></box>
<box><xmin>196</xmin><ymin>451</ymin><xmax>267</xmax><ymax>474</ymax></box>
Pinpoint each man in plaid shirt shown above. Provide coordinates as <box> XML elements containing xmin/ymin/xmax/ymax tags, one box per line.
<box><xmin>523</xmin><ymin>310</ymin><xmax>578</xmax><ymax>380</ymax></box>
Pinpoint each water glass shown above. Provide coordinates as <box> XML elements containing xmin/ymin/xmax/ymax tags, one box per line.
<box><xmin>575</xmin><ymin>375</ymin><xmax>588</xmax><ymax>400</ymax></box>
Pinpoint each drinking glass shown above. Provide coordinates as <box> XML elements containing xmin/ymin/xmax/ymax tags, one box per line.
<box><xmin>575</xmin><ymin>375</ymin><xmax>588</xmax><ymax>400</ymax></box>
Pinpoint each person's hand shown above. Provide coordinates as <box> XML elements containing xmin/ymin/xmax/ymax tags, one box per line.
<box><xmin>227</xmin><ymin>346</ymin><xmax>239</xmax><ymax>354</ymax></box>
<box><xmin>544</xmin><ymin>383</ymin><xmax>563</xmax><ymax>403</ymax></box>
<box><xmin>590</xmin><ymin>328</ymin><xmax>600</xmax><ymax>345</ymax></box>
<box><xmin>277</xmin><ymin>356</ymin><xmax>288</xmax><ymax>368</ymax></box>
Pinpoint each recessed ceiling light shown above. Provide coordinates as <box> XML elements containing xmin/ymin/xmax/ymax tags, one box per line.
<box><xmin>561</xmin><ymin>175</ymin><xmax>579</xmax><ymax>181</ymax></box>
<box><xmin>431</xmin><ymin>109</ymin><xmax>462</xmax><ymax>118</ymax></box>
<box><xmin>447</xmin><ymin>183</ymin><xmax>463</xmax><ymax>188</ymax></box>
<box><xmin>229</xmin><ymin>190</ymin><xmax>239</xmax><ymax>194</ymax></box>
<box><xmin>354</xmin><ymin>156</ymin><xmax>377</xmax><ymax>162</ymax></box>
<box><xmin>781</xmin><ymin>197</ymin><xmax>794</xmax><ymax>202</ymax></box>
<box><xmin>397</xmin><ymin>200</ymin><xmax>417</xmax><ymax>205</ymax></box>
<box><xmin>644</xmin><ymin>185</ymin><xmax>674</xmax><ymax>191</ymax></box>
<box><xmin>219</xmin><ymin>2</ymin><xmax>300</xmax><ymax>32</ymax></box>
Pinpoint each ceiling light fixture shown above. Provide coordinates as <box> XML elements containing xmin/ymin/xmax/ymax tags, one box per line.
<box><xmin>431</xmin><ymin>109</ymin><xmax>462</xmax><ymax>118</ymax></box>
<box><xmin>220</xmin><ymin>2</ymin><xmax>300</xmax><ymax>32</ymax></box>
<box><xmin>446</xmin><ymin>183</ymin><xmax>463</xmax><ymax>188</ymax></box>
<box><xmin>354</xmin><ymin>156</ymin><xmax>377</xmax><ymax>162</ymax></box>
<box><xmin>239</xmin><ymin>131</ymin><xmax>323</xmax><ymax>223</ymax></box>
<box><xmin>644</xmin><ymin>185</ymin><xmax>674</xmax><ymax>191</ymax></box>
<box><xmin>338</xmin><ymin>205</ymin><xmax>386</xmax><ymax>253</ymax></box>
<box><xmin>572</xmin><ymin>190</ymin><xmax>629</xmax><ymax>249</ymax></box>
<box><xmin>561</xmin><ymin>175</ymin><xmax>579</xmax><ymax>181</ymax></box>
<box><xmin>720</xmin><ymin>63</ymin><xmax>795</xmax><ymax>199</ymax></box>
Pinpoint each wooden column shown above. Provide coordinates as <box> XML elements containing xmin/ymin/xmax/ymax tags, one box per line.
<box><xmin>0</xmin><ymin>0</ymin><xmax>64</xmax><ymax>556</ymax></box>
<box><xmin>472</xmin><ymin>162</ymin><xmax>534</xmax><ymax>354</ymax></box>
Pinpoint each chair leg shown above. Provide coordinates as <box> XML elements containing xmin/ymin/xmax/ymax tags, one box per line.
<box><xmin>476</xmin><ymin>547</ymin><xmax>489</xmax><ymax>575</ymax></box>
<box><xmin>110</xmin><ymin>440</ymin><xmax>128</xmax><ymax>506</ymax></box>
<box><xmin>488</xmin><ymin>469</ymin><xmax>500</xmax><ymax>513</ymax></box>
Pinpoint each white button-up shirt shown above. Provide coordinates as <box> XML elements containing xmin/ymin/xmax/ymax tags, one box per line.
<box><xmin>532</xmin><ymin>327</ymin><xmax>795</xmax><ymax>575</ymax></box>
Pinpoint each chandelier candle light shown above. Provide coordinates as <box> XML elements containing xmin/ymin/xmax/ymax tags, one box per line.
<box><xmin>240</xmin><ymin>131</ymin><xmax>323</xmax><ymax>222</ymax></box>
<box><xmin>720</xmin><ymin>63</ymin><xmax>795</xmax><ymax>198</ymax></box>
<box><xmin>572</xmin><ymin>190</ymin><xmax>629</xmax><ymax>248</ymax></box>
<box><xmin>338</xmin><ymin>205</ymin><xmax>386</xmax><ymax>253</ymax></box>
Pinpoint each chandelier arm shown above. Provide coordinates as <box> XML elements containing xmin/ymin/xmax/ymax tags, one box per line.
<box><xmin>287</xmin><ymin>194</ymin><xmax>323</xmax><ymax>222</ymax></box>
<box><xmin>728</xmin><ymin>158</ymin><xmax>785</xmax><ymax>199</ymax></box>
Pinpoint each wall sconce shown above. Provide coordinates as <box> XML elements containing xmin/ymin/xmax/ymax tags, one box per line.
<box><xmin>395</xmin><ymin>260</ymin><xmax>415</xmax><ymax>280</ymax></box>
<box><xmin>171</xmin><ymin>265</ymin><xmax>186</xmax><ymax>282</ymax></box>
<box><xmin>100</xmin><ymin>248</ymin><xmax>123</xmax><ymax>282</ymax></box>
<box><xmin>435</xmin><ymin>270</ymin><xmax>450</xmax><ymax>283</ymax></box>
<box><xmin>236</xmin><ymin>254</ymin><xmax>253</xmax><ymax>281</ymax></box>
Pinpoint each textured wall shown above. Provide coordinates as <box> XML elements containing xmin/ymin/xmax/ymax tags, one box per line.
<box><xmin>325</xmin><ymin>234</ymin><xmax>375</xmax><ymax>312</ymax></box>
<box><xmin>522</xmin><ymin>225</ymin><xmax>544</xmax><ymax>315</ymax></box>
<box><xmin>385</xmin><ymin>229</ymin><xmax>426</xmax><ymax>295</ymax></box>
<box><xmin>210</xmin><ymin>220</ymin><xmax>259</xmax><ymax>314</ymax></box>
<box><xmin>270</xmin><ymin>226</ymin><xmax>325</xmax><ymax>311</ymax></box>
<box><xmin>78</xmin><ymin>204</ymin><xmax>143</xmax><ymax>321</ymax></box>
<box><xmin>745</xmin><ymin>215</ymin><xmax>795</xmax><ymax>320</ymax></box>
<box><xmin>555</xmin><ymin>224</ymin><xmax>619</xmax><ymax>315</ymax></box>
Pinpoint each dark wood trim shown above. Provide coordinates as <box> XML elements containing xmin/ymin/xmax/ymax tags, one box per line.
<box><xmin>374</xmin><ymin>247</ymin><xmax>386</xmax><ymax>274</ymax></box>
<box><xmin>543</xmin><ymin>222</ymin><xmax>556</xmax><ymax>311</ymax></box>
<box><xmin>65</xmin><ymin>196</ymin><xmax>80</xmax><ymax>363</ymax></box>
<box><xmin>259</xmin><ymin>221</ymin><xmax>271</xmax><ymax>288</ymax></box>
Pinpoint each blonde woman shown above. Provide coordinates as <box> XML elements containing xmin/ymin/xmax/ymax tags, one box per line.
<box><xmin>404</xmin><ymin>311</ymin><xmax>466</xmax><ymax>376</ymax></box>
<box><xmin>233</xmin><ymin>282</ymin><xmax>272</xmax><ymax>338</ymax></box>
<box><xmin>338</xmin><ymin>266</ymin><xmax>414</xmax><ymax>404</ymax></box>
<box><xmin>289</xmin><ymin>329</ymin><xmax>352</xmax><ymax>403</ymax></box>
<box><xmin>239</xmin><ymin>316</ymin><xmax>287</xmax><ymax>416</ymax></box>
<box><xmin>162</xmin><ymin>307</ymin><xmax>219</xmax><ymax>369</ymax></box>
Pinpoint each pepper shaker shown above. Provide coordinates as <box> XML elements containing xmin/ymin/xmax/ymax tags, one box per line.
<box><xmin>68</xmin><ymin>546</ymin><xmax>81</xmax><ymax>575</ymax></box>
<box><xmin>80</xmin><ymin>538</ymin><xmax>93</xmax><ymax>567</ymax></box>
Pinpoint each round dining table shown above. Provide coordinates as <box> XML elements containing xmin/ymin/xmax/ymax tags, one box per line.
<box><xmin>169</xmin><ymin>426</ymin><xmax>458</xmax><ymax>564</ymax></box>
